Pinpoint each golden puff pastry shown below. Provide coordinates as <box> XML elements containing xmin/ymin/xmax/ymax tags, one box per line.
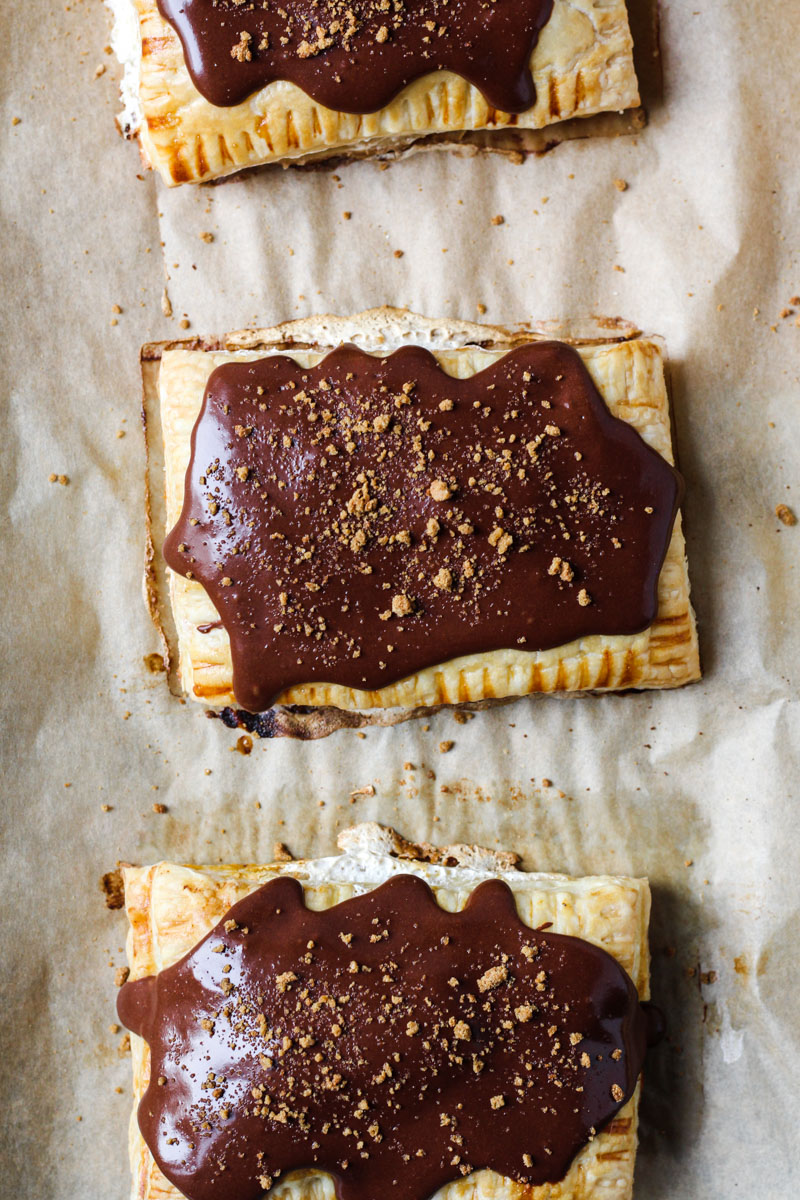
<box><xmin>142</xmin><ymin>308</ymin><xmax>700</xmax><ymax>718</ymax></box>
<box><xmin>107</xmin><ymin>0</ymin><xmax>640</xmax><ymax>183</ymax></box>
<box><xmin>119</xmin><ymin>822</ymin><xmax>651</xmax><ymax>1200</ymax></box>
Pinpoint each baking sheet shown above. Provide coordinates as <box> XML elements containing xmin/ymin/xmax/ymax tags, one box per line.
<box><xmin>1</xmin><ymin>1</ymin><xmax>799</xmax><ymax>1197</ymax></box>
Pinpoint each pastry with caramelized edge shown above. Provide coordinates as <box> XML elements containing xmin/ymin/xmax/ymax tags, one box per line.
<box><xmin>116</xmin><ymin>822</ymin><xmax>657</xmax><ymax>1200</ymax></box>
<box><xmin>143</xmin><ymin>308</ymin><xmax>699</xmax><ymax>721</ymax></box>
<box><xmin>106</xmin><ymin>0</ymin><xmax>640</xmax><ymax>183</ymax></box>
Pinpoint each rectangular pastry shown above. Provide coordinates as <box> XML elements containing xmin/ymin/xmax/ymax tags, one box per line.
<box><xmin>107</xmin><ymin>0</ymin><xmax>641</xmax><ymax>183</ymax></box>
<box><xmin>116</xmin><ymin>822</ymin><xmax>655</xmax><ymax>1200</ymax></box>
<box><xmin>143</xmin><ymin>308</ymin><xmax>699</xmax><ymax>721</ymax></box>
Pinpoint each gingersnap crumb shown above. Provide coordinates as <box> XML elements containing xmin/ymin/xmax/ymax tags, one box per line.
<box><xmin>429</xmin><ymin>478</ymin><xmax>452</xmax><ymax>501</ymax></box>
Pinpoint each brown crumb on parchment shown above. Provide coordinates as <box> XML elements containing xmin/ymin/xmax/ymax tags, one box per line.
<box><xmin>114</xmin><ymin>966</ymin><xmax>130</xmax><ymax>988</ymax></box>
<box><xmin>273</xmin><ymin>842</ymin><xmax>294</xmax><ymax>862</ymax></box>
<box><xmin>775</xmin><ymin>503</ymin><xmax>797</xmax><ymax>526</ymax></box>
<box><xmin>438</xmin><ymin>740</ymin><xmax>454</xmax><ymax>753</ymax></box>
<box><xmin>614</xmin><ymin>178</ymin><xmax>628</xmax><ymax>192</ymax></box>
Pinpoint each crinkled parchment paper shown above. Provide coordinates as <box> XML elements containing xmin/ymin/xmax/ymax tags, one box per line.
<box><xmin>1</xmin><ymin>1</ymin><xmax>799</xmax><ymax>1196</ymax></box>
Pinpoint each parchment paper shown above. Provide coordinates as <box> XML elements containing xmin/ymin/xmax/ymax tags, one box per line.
<box><xmin>1</xmin><ymin>1</ymin><xmax>799</xmax><ymax>1197</ymax></box>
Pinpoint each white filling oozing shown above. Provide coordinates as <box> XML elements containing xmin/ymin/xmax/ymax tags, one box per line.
<box><xmin>104</xmin><ymin>0</ymin><xmax>143</xmax><ymax>136</ymax></box>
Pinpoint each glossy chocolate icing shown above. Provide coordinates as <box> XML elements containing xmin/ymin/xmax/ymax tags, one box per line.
<box><xmin>164</xmin><ymin>343</ymin><xmax>682</xmax><ymax>712</ymax></box>
<box><xmin>156</xmin><ymin>0</ymin><xmax>554</xmax><ymax>114</ymax></box>
<box><xmin>119</xmin><ymin>873</ymin><xmax>651</xmax><ymax>1200</ymax></box>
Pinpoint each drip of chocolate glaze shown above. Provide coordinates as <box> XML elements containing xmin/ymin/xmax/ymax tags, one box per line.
<box><xmin>164</xmin><ymin>343</ymin><xmax>682</xmax><ymax>712</ymax></box>
<box><xmin>156</xmin><ymin>0</ymin><xmax>554</xmax><ymax>113</ymax></box>
<box><xmin>119</xmin><ymin>874</ymin><xmax>652</xmax><ymax>1200</ymax></box>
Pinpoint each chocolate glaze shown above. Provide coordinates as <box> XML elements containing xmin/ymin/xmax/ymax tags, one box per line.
<box><xmin>118</xmin><ymin>874</ymin><xmax>651</xmax><ymax>1200</ymax></box>
<box><xmin>164</xmin><ymin>343</ymin><xmax>681</xmax><ymax>712</ymax></box>
<box><xmin>156</xmin><ymin>0</ymin><xmax>554</xmax><ymax>114</ymax></box>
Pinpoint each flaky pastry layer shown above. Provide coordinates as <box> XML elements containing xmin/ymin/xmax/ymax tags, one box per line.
<box><xmin>154</xmin><ymin>309</ymin><xmax>699</xmax><ymax>712</ymax></box>
<box><xmin>121</xmin><ymin>824</ymin><xmax>650</xmax><ymax>1200</ymax></box>
<box><xmin>114</xmin><ymin>0</ymin><xmax>639</xmax><ymax>183</ymax></box>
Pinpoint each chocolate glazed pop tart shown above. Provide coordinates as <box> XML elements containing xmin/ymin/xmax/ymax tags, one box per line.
<box><xmin>144</xmin><ymin>310</ymin><xmax>699</xmax><ymax>725</ymax></box>
<box><xmin>116</xmin><ymin>823</ymin><xmax>662</xmax><ymax>1200</ymax></box>
<box><xmin>107</xmin><ymin>0</ymin><xmax>641</xmax><ymax>181</ymax></box>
